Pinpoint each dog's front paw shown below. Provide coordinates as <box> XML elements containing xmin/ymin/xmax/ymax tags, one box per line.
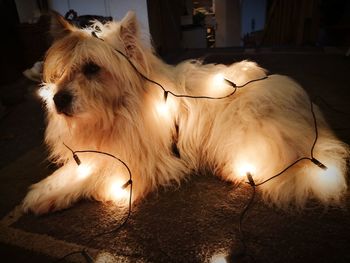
<box><xmin>22</xmin><ymin>180</ymin><xmax>73</xmax><ymax>215</ymax></box>
<box><xmin>22</xmin><ymin>187</ymin><xmax>57</xmax><ymax>215</ymax></box>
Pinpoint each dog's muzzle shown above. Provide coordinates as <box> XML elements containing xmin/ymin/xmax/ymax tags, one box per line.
<box><xmin>53</xmin><ymin>90</ymin><xmax>73</xmax><ymax>116</ymax></box>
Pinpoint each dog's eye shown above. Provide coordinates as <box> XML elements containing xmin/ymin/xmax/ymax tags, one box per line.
<box><xmin>82</xmin><ymin>62</ymin><xmax>100</xmax><ymax>76</ymax></box>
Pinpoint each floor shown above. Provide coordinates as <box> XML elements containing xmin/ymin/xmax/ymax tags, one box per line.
<box><xmin>0</xmin><ymin>48</ymin><xmax>349</xmax><ymax>263</ymax></box>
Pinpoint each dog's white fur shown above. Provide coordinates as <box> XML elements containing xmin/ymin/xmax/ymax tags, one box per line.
<box><xmin>22</xmin><ymin>12</ymin><xmax>349</xmax><ymax>214</ymax></box>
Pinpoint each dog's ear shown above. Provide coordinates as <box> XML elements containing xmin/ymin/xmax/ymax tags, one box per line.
<box><xmin>118</xmin><ymin>11</ymin><xmax>149</xmax><ymax>73</ymax></box>
<box><xmin>119</xmin><ymin>11</ymin><xmax>139</xmax><ymax>57</ymax></box>
<box><xmin>50</xmin><ymin>10</ymin><xmax>75</xmax><ymax>40</ymax></box>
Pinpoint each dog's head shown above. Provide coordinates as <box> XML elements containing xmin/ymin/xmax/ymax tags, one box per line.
<box><xmin>40</xmin><ymin>11</ymin><xmax>150</xmax><ymax>121</ymax></box>
<box><xmin>39</xmin><ymin>12</ymin><xmax>178</xmax><ymax>163</ymax></box>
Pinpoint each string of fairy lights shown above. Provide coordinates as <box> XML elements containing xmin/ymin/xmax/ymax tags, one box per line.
<box><xmin>55</xmin><ymin>31</ymin><xmax>328</xmax><ymax>262</ymax></box>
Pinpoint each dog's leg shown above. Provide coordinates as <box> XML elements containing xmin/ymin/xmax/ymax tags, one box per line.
<box><xmin>22</xmin><ymin>162</ymin><xmax>89</xmax><ymax>214</ymax></box>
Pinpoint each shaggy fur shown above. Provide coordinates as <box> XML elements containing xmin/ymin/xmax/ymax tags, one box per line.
<box><xmin>22</xmin><ymin>12</ymin><xmax>349</xmax><ymax>214</ymax></box>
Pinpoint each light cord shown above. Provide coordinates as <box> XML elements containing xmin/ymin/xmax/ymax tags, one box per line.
<box><xmin>59</xmin><ymin>143</ymin><xmax>133</xmax><ymax>263</ymax></box>
<box><xmin>233</xmin><ymin>184</ymin><xmax>256</xmax><ymax>262</ymax></box>
<box><xmin>54</xmin><ymin>31</ymin><xmax>329</xmax><ymax>263</ymax></box>
<box><xmin>253</xmin><ymin>95</ymin><xmax>326</xmax><ymax>187</ymax></box>
<box><xmin>114</xmin><ymin>48</ymin><xmax>268</xmax><ymax>99</ymax></box>
<box><xmin>234</xmin><ymin>94</ymin><xmax>325</xmax><ymax>261</ymax></box>
<box><xmin>93</xmin><ymin>31</ymin><xmax>268</xmax><ymax>100</ymax></box>
<box><xmin>62</xmin><ymin>145</ymin><xmax>133</xmax><ymax>235</ymax></box>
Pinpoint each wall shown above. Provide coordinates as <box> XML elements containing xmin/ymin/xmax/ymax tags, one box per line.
<box><xmin>48</xmin><ymin>0</ymin><xmax>149</xmax><ymax>33</ymax></box>
<box><xmin>215</xmin><ymin>0</ymin><xmax>241</xmax><ymax>47</ymax></box>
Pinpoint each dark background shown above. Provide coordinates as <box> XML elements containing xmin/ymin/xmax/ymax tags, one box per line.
<box><xmin>0</xmin><ymin>1</ymin><xmax>350</xmax><ymax>262</ymax></box>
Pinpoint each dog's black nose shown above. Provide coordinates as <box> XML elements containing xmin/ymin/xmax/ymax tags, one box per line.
<box><xmin>53</xmin><ymin>90</ymin><xmax>73</xmax><ymax>115</ymax></box>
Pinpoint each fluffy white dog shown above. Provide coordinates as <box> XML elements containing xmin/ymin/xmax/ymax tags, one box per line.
<box><xmin>22</xmin><ymin>12</ymin><xmax>349</xmax><ymax>214</ymax></box>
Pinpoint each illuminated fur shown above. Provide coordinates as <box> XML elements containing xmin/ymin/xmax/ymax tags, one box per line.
<box><xmin>22</xmin><ymin>12</ymin><xmax>349</xmax><ymax>214</ymax></box>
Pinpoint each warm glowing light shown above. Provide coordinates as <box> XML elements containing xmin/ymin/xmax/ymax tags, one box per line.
<box><xmin>155</xmin><ymin>100</ymin><xmax>169</xmax><ymax>117</ymax></box>
<box><xmin>37</xmin><ymin>84</ymin><xmax>55</xmax><ymax>110</ymax></box>
<box><xmin>110</xmin><ymin>181</ymin><xmax>129</xmax><ymax>200</ymax></box>
<box><xmin>155</xmin><ymin>93</ymin><xmax>179</xmax><ymax>121</ymax></box>
<box><xmin>211</xmin><ymin>73</ymin><xmax>234</xmax><ymax>96</ymax></box>
<box><xmin>213</xmin><ymin>73</ymin><xmax>225</xmax><ymax>86</ymax></box>
<box><xmin>237</xmin><ymin>162</ymin><xmax>256</xmax><ymax>179</ymax></box>
<box><xmin>77</xmin><ymin>164</ymin><xmax>93</xmax><ymax>180</ymax></box>
<box><xmin>95</xmin><ymin>252</ymin><xmax>118</xmax><ymax>262</ymax></box>
<box><xmin>37</xmin><ymin>85</ymin><xmax>54</xmax><ymax>102</ymax></box>
<box><xmin>317</xmin><ymin>165</ymin><xmax>341</xmax><ymax>189</ymax></box>
<box><xmin>210</xmin><ymin>253</ymin><xmax>228</xmax><ymax>263</ymax></box>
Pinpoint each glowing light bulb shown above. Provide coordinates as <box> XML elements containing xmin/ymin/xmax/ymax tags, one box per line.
<box><xmin>37</xmin><ymin>86</ymin><xmax>52</xmax><ymax>100</ymax></box>
<box><xmin>95</xmin><ymin>252</ymin><xmax>117</xmax><ymax>262</ymax></box>
<box><xmin>77</xmin><ymin>164</ymin><xmax>93</xmax><ymax>180</ymax></box>
<box><xmin>213</xmin><ymin>73</ymin><xmax>225</xmax><ymax>85</ymax></box>
<box><xmin>155</xmin><ymin>100</ymin><xmax>169</xmax><ymax>117</ymax></box>
<box><xmin>317</xmin><ymin>165</ymin><xmax>340</xmax><ymax>188</ymax></box>
<box><xmin>211</xmin><ymin>73</ymin><xmax>236</xmax><ymax>96</ymax></box>
<box><xmin>37</xmin><ymin>85</ymin><xmax>55</xmax><ymax>110</ymax></box>
<box><xmin>210</xmin><ymin>253</ymin><xmax>228</xmax><ymax>263</ymax></box>
<box><xmin>110</xmin><ymin>181</ymin><xmax>129</xmax><ymax>200</ymax></box>
<box><xmin>237</xmin><ymin>162</ymin><xmax>256</xmax><ymax>179</ymax></box>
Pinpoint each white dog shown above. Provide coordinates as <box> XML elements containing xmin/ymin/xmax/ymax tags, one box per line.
<box><xmin>22</xmin><ymin>12</ymin><xmax>349</xmax><ymax>214</ymax></box>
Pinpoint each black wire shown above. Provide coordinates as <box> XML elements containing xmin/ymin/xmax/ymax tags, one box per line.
<box><xmin>59</xmin><ymin>144</ymin><xmax>133</xmax><ymax>263</ymax></box>
<box><xmin>238</xmin><ymin>198</ymin><xmax>253</xmax><ymax>250</ymax></box>
<box><xmin>70</xmin><ymin>149</ymin><xmax>133</xmax><ymax>238</ymax></box>
<box><xmin>232</xmin><ymin>185</ymin><xmax>256</xmax><ymax>262</ymax></box>
<box><xmin>254</xmin><ymin>157</ymin><xmax>311</xmax><ymax>186</ymax></box>
<box><xmin>167</xmin><ymin>76</ymin><xmax>267</xmax><ymax>100</ymax></box>
<box><xmin>112</xmin><ymin>42</ymin><xmax>268</xmax><ymax>100</ymax></box>
<box><xmin>54</xmin><ymin>250</ymin><xmax>80</xmax><ymax>263</ymax></box>
<box><xmin>62</xmin><ymin>142</ymin><xmax>74</xmax><ymax>153</ymax></box>
<box><xmin>63</xmin><ymin>144</ymin><xmax>133</xmax><ymax>182</ymax></box>
<box><xmin>235</xmin><ymin>94</ymin><xmax>323</xmax><ymax>262</ymax></box>
<box><xmin>43</xmin><ymin>28</ymin><xmax>344</xmax><ymax>263</ymax></box>
<box><xmin>167</xmin><ymin>88</ymin><xmax>238</xmax><ymax>100</ymax></box>
<box><xmin>90</xmin><ymin>181</ymin><xmax>133</xmax><ymax>239</ymax></box>
<box><xmin>54</xmin><ymin>33</ymin><xmax>266</xmax><ymax>263</ymax></box>
<box><xmin>309</xmin><ymin>98</ymin><xmax>318</xmax><ymax>159</ymax></box>
<box><xmin>254</xmin><ymin>95</ymin><xmax>321</xmax><ymax>187</ymax></box>
<box><xmin>66</xmin><ymin>148</ymin><xmax>133</xmax><ymax>236</ymax></box>
<box><xmin>73</xmin><ymin>149</ymin><xmax>132</xmax><ymax>181</ymax></box>
<box><xmin>93</xmin><ymin>32</ymin><xmax>267</xmax><ymax>98</ymax></box>
<box><xmin>91</xmin><ymin>31</ymin><xmax>323</xmax><ymax>187</ymax></box>
<box><xmin>54</xmin><ymin>249</ymin><xmax>93</xmax><ymax>263</ymax></box>
<box><xmin>56</xmin><ymin>31</ymin><xmax>325</xmax><ymax>263</ymax></box>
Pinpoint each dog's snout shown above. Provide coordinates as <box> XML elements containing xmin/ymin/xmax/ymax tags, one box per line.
<box><xmin>53</xmin><ymin>91</ymin><xmax>73</xmax><ymax>115</ymax></box>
